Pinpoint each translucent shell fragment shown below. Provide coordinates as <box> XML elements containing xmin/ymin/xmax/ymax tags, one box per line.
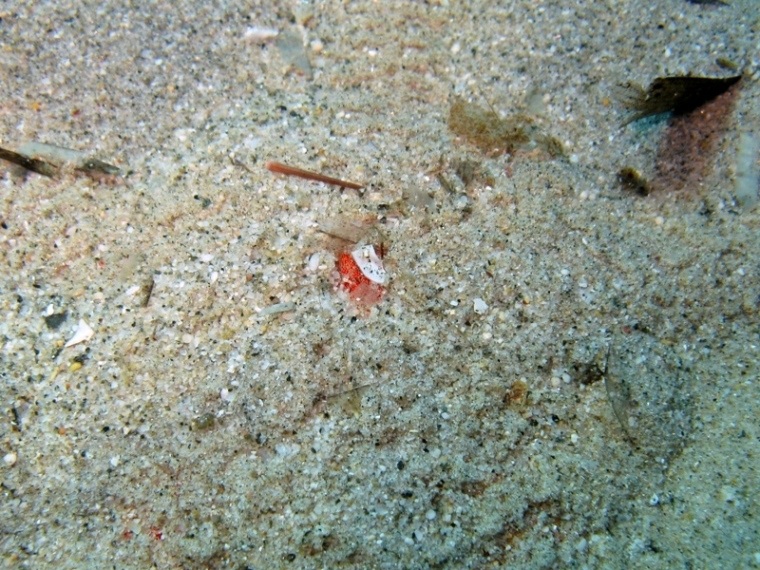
<box><xmin>335</xmin><ymin>244</ymin><xmax>387</xmax><ymax>308</ymax></box>
<box><xmin>64</xmin><ymin>319</ymin><xmax>94</xmax><ymax>348</ymax></box>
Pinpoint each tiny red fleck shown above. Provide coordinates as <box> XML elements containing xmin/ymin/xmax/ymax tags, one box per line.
<box><xmin>149</xmin><ymin>525</ymin><xmax>163</xmax><ymax>541</ymax></box>
<box><xmin>121</xmin><ymin>529</ymin><xmax>134</xmax><ymax>540</ymax></box>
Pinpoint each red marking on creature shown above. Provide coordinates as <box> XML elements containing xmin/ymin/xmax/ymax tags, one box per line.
<box><xmin>335</xmin><ymin>244</ymin><xmax>387</xmax><ymax>309</ymax></box>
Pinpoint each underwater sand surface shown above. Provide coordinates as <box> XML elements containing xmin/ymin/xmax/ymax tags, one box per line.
<box><xmin>1</xmin><ymin>1</ymin><xmax>758</xmax><ymax>568</ymax></box>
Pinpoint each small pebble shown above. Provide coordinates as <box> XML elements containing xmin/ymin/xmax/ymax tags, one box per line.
<box><xmin>4</xmin><ymin>452</ymin><xmax>17</xmax><ymax>467</ymax></box>
<box><xmin>307</xmin><ymin>253</ymin><xmax>320</xmax><ymax>272</ymax></box>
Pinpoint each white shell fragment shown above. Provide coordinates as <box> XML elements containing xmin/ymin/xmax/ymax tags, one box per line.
<box><xmin>351</xmin><ymin>245</ymin><xmax>387</xmax><ymax>285</ymax></box>
<box><xmin>473</xmin><ymin>297</ymin><xmax>488</xmax><ymax>314</ymax></box>
<box><xmin>243</xmin><ymin>26</ymin><xmax>279</xmax><ymax>43</ymax></box>
<box><xmin>306</xmin><ymin>252</ymin><xmax>321</xmax><ymax>272</ymax></box>
<box><xmin>64</xmin><ymin>319</ymin><xmax>94</xmax><ymax>348</ymax></box>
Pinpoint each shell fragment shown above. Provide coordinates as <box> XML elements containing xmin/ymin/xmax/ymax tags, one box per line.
<box><xmin>350</xmin><ymin>245</ymin><xmax>387</xmax><ymax>285</ymax></box>
<box><xmin>64</xmin><ymin>319</ymin><xmax>94</xmax><ymax>348</ymax></box>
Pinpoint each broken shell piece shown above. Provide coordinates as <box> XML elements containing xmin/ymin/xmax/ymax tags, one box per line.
<box><xmin>473</xmin><ymin>297</ymin><xmax>488</xmax><ymax>314</ymax></box>
<box><xmin>275</xmin><ymin>30</ymin><xmax>312</xmax><ymax>78</ymax></box>
<box><xmin>350</xmin><ymin>245</ymin><xmax>387</xmax><ymax>285</ymax></box>
<box><xmin>64</xmin><ymin>319</ymin><xmax>94</xmax><ymax>348</ymax></box>
<box><xmin>244</xmin><ymin>25</ymin><xmax>279</xmax><ymax>43</ymax></box>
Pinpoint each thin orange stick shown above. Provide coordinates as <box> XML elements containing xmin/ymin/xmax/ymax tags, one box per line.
<box><xmin>265</xmin><ymin>160</ymin><xmax>364</xmax><ymax>190</ymax></box>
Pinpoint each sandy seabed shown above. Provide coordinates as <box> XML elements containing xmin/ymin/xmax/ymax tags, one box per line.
<box><xmin>1</xmin><ymin>1</ymin><xmax>758</xmax><ymax>568</ymax></box>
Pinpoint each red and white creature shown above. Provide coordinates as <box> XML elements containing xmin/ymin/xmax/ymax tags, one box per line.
<box><xmin>334</xmin><ymin>244</ymin><xmax>387</xmax><ymax>310</ymax></box>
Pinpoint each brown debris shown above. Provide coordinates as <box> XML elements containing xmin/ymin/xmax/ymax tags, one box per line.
<box><xmin>618</xmin><ymin>166</ymin><xmax>652</xmax><ymax>196</ymax></box>
<box><xmin>265</xmin><ymin>160</ymin><xmax>364</xmax><ymax>190</ymax></box>
<box><xmin>503</xmin><ymin>379</ymin><xmax>528</xmax><ymax>408</ymax></box>
<box><xmin>0</xmin><ymin>142</ymin><xmax>121</xmax><ymax>181</ymax></box>
<box><xmin>654</xmin><ymin>79</ymin><xmax>741</xmax><ymax>192</ymax></box>
<box><xmin>448</xmin><ymin>96</ymin><xmax>564</xmax><ymax>158</ymax></box>
<box><xmin>0</xmin><ymin>146</ymin><xmax>59</xmax><ymax>177</ymax></box>
<box><xmin>619</xmin><ymin>75</ymin><xmax>743</xmax><ymax>195</ymax></box>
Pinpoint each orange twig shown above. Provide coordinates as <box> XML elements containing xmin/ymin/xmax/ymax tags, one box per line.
<box><xmin>265</xmin><ymin>160</ymin><xmax>364</xmax><ymax>190</ymax></box>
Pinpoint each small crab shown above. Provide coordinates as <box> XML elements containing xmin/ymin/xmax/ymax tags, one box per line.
<box><xmin>334</xmin><ymin>244</ymin><xmax>387</xmax><ymax>310</ymax></box>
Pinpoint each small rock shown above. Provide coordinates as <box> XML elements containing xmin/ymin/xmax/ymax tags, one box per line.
<box><xmin>44</xmin><ymin>311</ymin><xmax>68</xmax><ymax>330</ymax></box>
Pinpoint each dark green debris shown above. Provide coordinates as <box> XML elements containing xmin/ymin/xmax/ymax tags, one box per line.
<box><xmin>0</xmin><ymin>147</ymin><xmax>59</xmax><ymax>177</ymax></box>
<box><xmin>621</xmin><ymin>75</ymin><xmax>741</xmax><ymax>124</ymax></box>
<box><xmin>44</xmin><ymin>311</ymin><xmax>69</xmax><ymax>330</ymax></box>
<box><xmin>618</xmin><ymin>166</ymin><xmax>652</xmax><ymax>196</ymax></box>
